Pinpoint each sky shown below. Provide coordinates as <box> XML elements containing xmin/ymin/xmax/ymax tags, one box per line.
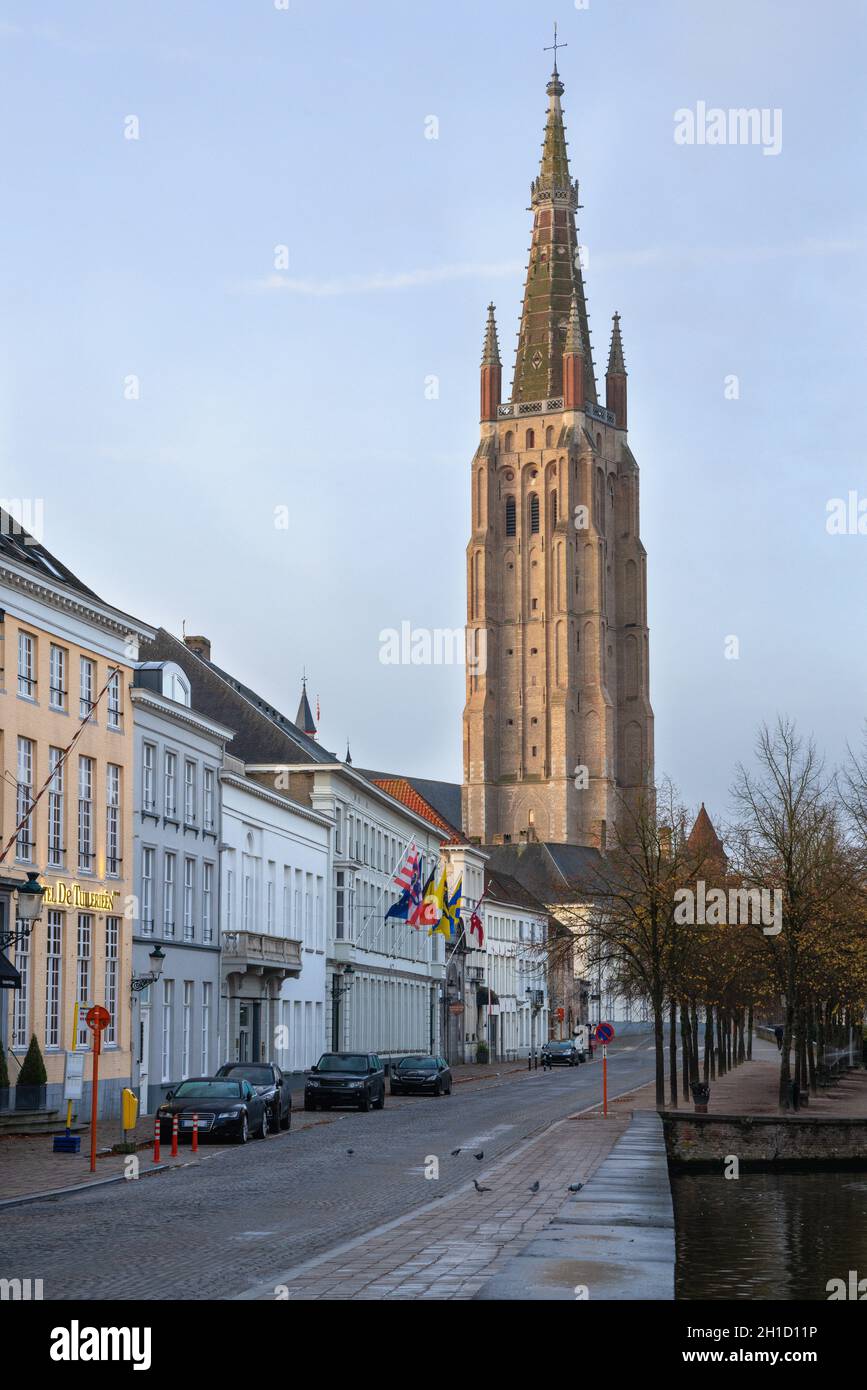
<box><xmin>1</xmin><ymin>0</ymin><xmax>866</xmax><ymax>827</ymax></box>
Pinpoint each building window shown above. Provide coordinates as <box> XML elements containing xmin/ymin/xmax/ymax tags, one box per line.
<box><xmin>335</xmin><ymin>807</ymin><xmax>343</xmax><ymax>854</ymax></box>
<box><xmin>163</xmin><ymin>852</ymin><xmax>176</xmax><ymax>937</ymax></box>
<box><xmin>336</xmin><ymin>871</ymin><xmax>345</xmax><ymax>939</ymax></box>
<box><xmin>182</xmin><ymin>981</ymin><xmax>193</xmax><ymax>1079</ymax></box>
<box><xmin>202</xmin><ymin>862</ymin><xmax>214</xmax><ymax>943</ymax></box>
<box><xmin>505</xmin><ymin>495</ymin><xmax>516</xmax><ymax>536</ymax></box>
<box><xmin>79</xmin><ymin>657</ymin><xmax>95</xmax><ymax>719</ymax></box>
<box><xmin>106</xmin><ymin>670</ymin><xmax>122</xmax><ymax>730</ymax></box>
<box><xmin>16</xmin><ymin>737</ymin><xmax>35</xmax><ymax>862</ymax></box>
<box><xmin>184</xmin><ymin>760</ymin><xmax>196</xmax><ymax>825</ymax></box>
<box><xmin>164</xmin><ymin>751</ymin><xmax>177</xmax><ymax>819</ymax></box>
<box><xmin>529</xmin><ymin>493</ymin><xmax>540</xmax><ymax>533</ymax></box>
<box><xmin>551</xmin><ymin>492</ymin><xmax>558</xmax><ymax>527</ymax></box>
<box><xmin>13</xmin><ymin>928</ymin><xmax>30</xmax><ymax>1049</ymax></box>
<box><xmin>161</xmin><ymin>979</ymin><xmax>174</xmax><ymax>1083</ymax></box>
<box><xmin>17</xmin><ymin>631</ymin><xmax>37</xmax><ymax>698</ymax></box>
<box><xmin>267</xmin><ymin>874</ymin><xmax>275</xmax><ymax>934</ymax></box>
<box><xmin>45</xmin><ymin>911</ymin><xmax>62</xmax><ymax>1049</ymax></box>
<box><xmin>105</xmin><ymin>917</ymin><xmax>119</xmax><ymax>1045</ymax></box>
<box><xmin>226</xmin><ymin>869</ymin><xmax>234</xmax><ymax>929</ymax></box>
<box><xmin>76</xmin><ymin>915</ymin><xmax>92</xmax><ymax>1048</ymax></box>
<box><xmin>201</xmin><ymin>981</ymin><xmax>211</xmax><ymax>1074</ymax></box>
<box><xmin>49</xmin><ymin>644</ymin><xmax>67</xmax><ymax>710</ymax></box>
<box><xmin>78</xmin><ymin>756</ymin><xmax>95</xmax><ymax>872</ymax></box>
<box><xmin>526</xmin><ymin>428</ymin><xmax>535</xmax><ymax>449</ymax></box>
<box><xmin>203</xmin><ymin>767</ymin><xmax>215</xmax><ymax>830</ymax></box>
<box><xmin>106</xmin><ymin>764</ymin><xmax>121</xmax><ymax>876</ymax></box>
<box><xmin>47</xmin><ymin>747</ymin><xmax>65</xmax><ymax>868</ymax></box>
<box><xmin>141</xmin><ymin>847</ymin><xmax>155</xmax><ymax>935</ymax></box>
<box><xmin>142</xmin><ymin>742</ymin><xmax>156</xmax><ymax>812</ymax></box>
<box><xmin>183</xmin><ymin>858</ymin><xmax>195</xmax><ymax>941</ymax></box>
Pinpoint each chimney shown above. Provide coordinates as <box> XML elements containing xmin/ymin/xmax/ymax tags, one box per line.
<box><xmin>184</xmin><ymin>634</ymin><xmax>211</xmax><ymax>661</ymax></box>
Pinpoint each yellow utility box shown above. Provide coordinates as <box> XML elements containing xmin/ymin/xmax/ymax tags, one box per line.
<box><xmin>121</xmin><ymin>1088</ymin><xmax>139</xmax><ymax>1132</ymax></box>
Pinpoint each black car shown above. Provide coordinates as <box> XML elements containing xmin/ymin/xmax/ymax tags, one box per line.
<box><xmin>304</xmin><ymin>1052</ymin><xmax>386</xmax><ymax>1112</ymax></box>
<box><xmin>390</xmin><ymin>1055</ymin><xmax>453</xmax><ymax>1096</ymax></box>
<box><xmin>158</xmin><ymin>1076</ymin><xmax>269</xmax><ymax>1144</ymax></box>
<box><xmin>541</xmin><ymin>1040</ymin><xmax>585</xmax><ymax>1067</ymax></box>
<box><xmin>215</xmin><ymin>1061</ymin><xmax>292</xmax><ymax>1131</ymax></box>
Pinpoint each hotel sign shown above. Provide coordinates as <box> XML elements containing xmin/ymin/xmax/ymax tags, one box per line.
<box><xmin>42</xmin><ymin>881</ymin><xmax>118</xmax><ymax>912</ymax></box>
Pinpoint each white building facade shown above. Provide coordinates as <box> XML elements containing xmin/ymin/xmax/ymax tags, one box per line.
<box><xmin>481</xmin><ymin>878</ymin><xmax>550</xmax><ymax>1061</ymax></box>
<box><xmin>220</xmin><ymin>758</ymin><xmax>331</xmax><ymax>1075</ymax></box>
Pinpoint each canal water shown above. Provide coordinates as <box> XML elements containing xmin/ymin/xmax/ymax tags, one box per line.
<box><xmin>672</xmin><ymin>1170</ymin><xmax>867</xmax><ymax>1299</ymax></box>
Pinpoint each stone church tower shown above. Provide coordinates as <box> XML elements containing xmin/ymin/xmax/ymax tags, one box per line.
<box><xmin>462</xmin><ymin>60</ymin><xmax>654</xmax><ymax>850</ymax></box>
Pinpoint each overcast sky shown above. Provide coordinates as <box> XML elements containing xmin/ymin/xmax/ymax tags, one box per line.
<box><xmin>2</xmin><ymin>0</ymin><xmax>866</xmax><ymax>827</ymax></box>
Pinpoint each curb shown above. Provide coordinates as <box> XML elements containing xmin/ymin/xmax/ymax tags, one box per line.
<box><xmin>0</xmin><ymin>1156</ymin><xmax>198</xmax><ymax>1211</ymax></box>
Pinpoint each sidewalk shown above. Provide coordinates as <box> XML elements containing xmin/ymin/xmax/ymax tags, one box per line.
<box><xmin>239</xmin><ymin>1108</ymin><xmax>631</xmax><ymax>1301</ymax></box>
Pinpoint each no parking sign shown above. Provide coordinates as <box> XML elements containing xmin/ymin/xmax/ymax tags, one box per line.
<box><xmin>595</xmin><ymin>1022</ymin><xmax>615</xmax><ymax>1044</ymax></box>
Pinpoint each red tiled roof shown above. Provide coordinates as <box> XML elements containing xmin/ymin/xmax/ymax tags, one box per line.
<box><xmin>372</xmin><ymin>778</ymin><xmax>464</xmax><ymax>844</ymax></box>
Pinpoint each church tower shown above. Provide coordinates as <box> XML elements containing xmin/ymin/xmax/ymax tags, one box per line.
<box><xmin>462</xmin><ymin>57</ymin><xmax>654</xmax><ymax>849</ymax></box>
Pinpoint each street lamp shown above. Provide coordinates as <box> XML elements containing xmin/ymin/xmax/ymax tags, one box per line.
<box><xmin>131</xmin><ymin>944</ymin><xmax>166</xmax><ymax>993</ymax></box>
<box><xmin>16</xmin><ymin>872</ymin><xmax>46</xmax><ymax>924</ymax></box>
<box><xmin>331</xmin><ymin>963</ymin><xmax>355</xmax><ymax>1050</ymax></box>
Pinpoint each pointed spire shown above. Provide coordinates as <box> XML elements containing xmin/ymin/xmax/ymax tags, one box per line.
<box><xmin>481</xmin><ymin>302</ymin><xmax>501</xmax><ymax>366</ymax></box>
<box><xmin>564</xmin><ymin>291</ymin><xmax>583</xmax><ymax>355</ymax></box>
<box><xmin>511</xmin><ymin>64</ymin><xmax>597</xmax><ymax>405</ymax></box>
<box><xmin>687</xmin><ymin>803</ymin><xmax>727</xmax><ymax>866</ymax></box>
<box><xmin>607</xmin><ymin>311</ymin><xmax>626</xmax><ymax>375</ymax></box>
<box><xmin>605</xmin><ymin>312</ymin><xmax>628</xmax><ymax>428</ymax></box>
<box><xmin>344</xmin><ymin>739</ymin><xmax>352</xmax><ymax>766</ymax></box>
<box><xmin>480</xmin><ymin>302</ymin><xmax>503</xmax><ymax>421</ymax></box>
<box><xmin>295</xmin><ymin>676</ymin><xmax>317</xmax><ymax>738</ymax></box>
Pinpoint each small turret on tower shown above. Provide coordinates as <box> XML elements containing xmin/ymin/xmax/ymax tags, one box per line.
<box><xmin>606</xmin><ymin>311</ymin><xmax>628</xmax><ymax>428</ymax></box>
<box><xmin>562</xmin><ymin>292</ymin><xmax>585</xmax><ymax>411</ymax></box>
<box><xmin>480</xmin><ymin>303</ymin><xmax>502</xmax><ymax>421</ymax></box>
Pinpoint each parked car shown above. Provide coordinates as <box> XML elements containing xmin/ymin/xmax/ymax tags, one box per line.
<box><xmin>304</xmin><ymin>1052</ymin><xmax>386</xmax><ymax>1112</ymax></box>
<box><xmin>541</xmin><ymin>1039</ymin><xmax>585</xmax><ymax>1067</ymax></box>
<box><xmin>215</xmin><ymin>1061</ymin><xmax>292</xmax><ymax>1131</ymax></box>
<box><xmin>390</xmin><ymin>1055</ymin><xmax>453</xmax><ymax>1096</ymax></box>
<box><xmin>157</xmin><ymin>1076</ymin><xmax>268</xmax><ymax>1143</ymax></box>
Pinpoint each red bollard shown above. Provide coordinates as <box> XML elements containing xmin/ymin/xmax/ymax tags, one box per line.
<box><xmin>153</xmin><ymin>1111</ymin><xmax>161</xmax><ymax>1163</ymax></box>
<box><xmin>171</xmin><ymin>1112</ymin><xmax>179</xmax><ymax>1158</ymax></box>
<box><xmin>191</xmin><ymin>1114</ymin><xmax>199</xmax><ymax>1154</ymax></box>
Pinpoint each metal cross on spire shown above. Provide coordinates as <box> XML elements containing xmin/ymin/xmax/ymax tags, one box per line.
<box><xmin>544</xmin><ymin>21</ymin><xmax>567</xmax><ymax>74</ymax></box>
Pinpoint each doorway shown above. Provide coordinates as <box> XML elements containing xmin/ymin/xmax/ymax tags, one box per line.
<box><xmin>238</xmin><ymin>1001</ymin><xmax>261</xmax><ymax>1062</ymax></box>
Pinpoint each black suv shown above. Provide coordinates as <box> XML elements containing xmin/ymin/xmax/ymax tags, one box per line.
<box><xmin>304</xmin><ymin>1052</ymin><xmax>386</xmax><ymax>1112</ymax></box>
<box><xmin>541</xmin><ymin>1039</ymin><xmax>585</xmax><ymax>1066</ymax></box>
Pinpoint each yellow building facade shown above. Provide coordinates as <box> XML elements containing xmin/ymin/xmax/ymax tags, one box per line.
<box><xmin>0</xmin><ymin>523</ymin><xmax>153</xmax><ymax>1117</ymax></box>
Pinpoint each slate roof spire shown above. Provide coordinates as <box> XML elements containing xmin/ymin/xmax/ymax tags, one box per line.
<box><xmin>295</xmin><ymin>676</ymin><xmax>317</xmax><ymax>739</ymax></box>
<box><xmin>511</xmin><ymin>62</ymin><xmax>597</xmax><ymax>406</ymax></box>
<box><xmin>607</xmin><ymin>311</ymin><xmax>626</xmax><ymax>375</ymax></box>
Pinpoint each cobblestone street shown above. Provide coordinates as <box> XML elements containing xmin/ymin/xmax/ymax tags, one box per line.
<box><xmin>0</xmin><ymin>1039</ymin><xmax>658</xmax><ymax>1300</ymax></box>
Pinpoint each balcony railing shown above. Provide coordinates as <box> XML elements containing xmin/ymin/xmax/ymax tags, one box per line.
<box><xmin>222</xmin><ymin>930</ymin><xmax>302</xmax><ymax>975</ymax></box>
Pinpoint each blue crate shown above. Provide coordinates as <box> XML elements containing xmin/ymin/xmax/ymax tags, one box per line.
<box><xmin>52</xmin><ymin>1134</ymin><xmax>81</xmax><ymax>1154</ymax></box>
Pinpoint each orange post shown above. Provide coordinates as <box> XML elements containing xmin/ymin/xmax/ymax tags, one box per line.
<box><xmin>153</xmin><ymin>1111</ymin><xmax>161</xmax><ymax>1163</ymax></box>
<box><xmin>191</xmin><ymin>1114</ymin><xmax>199</xmax><ymax>1154</ymax></box>
<box><xmin>603</xmin><ymin>1044</ymin><xmax>608</xmax><ymax>1116</ymax></box>
<box><xmin>171</xmin><ymin>1112</ymin><xmax>179</xmax><ymax>1158</ymax></box>
<box><xmin>89</xmin><ymin>1027</ymin><xmax>102</xmax><ymax>1172</ymax></box>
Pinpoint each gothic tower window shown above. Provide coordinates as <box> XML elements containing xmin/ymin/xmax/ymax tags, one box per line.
<box><xmin>505</xmin><ymin>495</ymin><xmax>516</xmax><ymax>536</ymax></box>
<box><xmin>525</xmin><ymin>428</ymin><xmax>535</xmax><ymax>449</ymax></box>
<box><xmin>550</xmin><ymin>492</ymin><xmax>558</xmax><ymax>527</ymax></box>
<box><xmin>545</xmin><ymin>425</ymin><xmax>554</xmax><ymax>447</ymax></box>
<box><xmin>504</xmin><ymin>430</ymin><xmax>514</xmax><ymax>452</ymax></box>
<box><xmin>529</xmin><ymin>493</ymin><xmax>540</xmax><ymax>533</ymax></box>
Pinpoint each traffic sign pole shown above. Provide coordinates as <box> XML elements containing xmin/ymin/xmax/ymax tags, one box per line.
<box><xmin>89</xmin><ymin>1024</ymin><xmax>101</xmax><ymax>1172</ymax></box>
<box><xmin>603</xmin><ymin>1044</ymin><xmax>608</xmax><ymax>1116</ymax></box>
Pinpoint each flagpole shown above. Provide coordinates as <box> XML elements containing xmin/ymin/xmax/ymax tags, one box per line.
<box><xmin>355</xmin><ymin>839</ymin><xmax>416</xmax><ymax>950</ymax></box>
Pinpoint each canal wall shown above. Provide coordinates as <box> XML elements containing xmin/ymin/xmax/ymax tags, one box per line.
<box><xmin>475</xmin><ymin>1111</ymin><xmax>675</xmax><ymax>1300</ymax></box>
<box><xmin>663</xmin><ymin>1112</ymin><xmax>867</xmax><ymax>1169</ymax></box>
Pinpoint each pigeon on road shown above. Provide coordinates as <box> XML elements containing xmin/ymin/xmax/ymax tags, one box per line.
<box><xmin>346</xmin><ymin>1149</ymin><xmax>354</xmax><ymax>1156</ymax></box>
<box><xmin>474</xmin><ymin>1151</ymin><xmax>484</xmax><ymax>1160</ymax></box>
<box><xmin>528</xmin><ymin>1181</ymin><xmax>540</xmax><ymax>1193</ymax></box>
<box><xmin>450</xmin><ymin>1149</ymin><xmax>461</xmax><ymax>1157</ymax></box>
<box><xmin>568</xmin><ymin>1183</ymin><xmax>584</xmax><ymax>1192</ymax></box>
<box><xmin>473</xmin><ymin>1178</ymin><xmax>491</xmax><ymax>1194</ymax></box>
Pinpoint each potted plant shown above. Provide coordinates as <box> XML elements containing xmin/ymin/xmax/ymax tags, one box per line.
<box><xmin>15</xmin><ymin>1034</ymin><xmax>48</xmax><ymax>1111</ymax></box>
<box><xmin>0</xmin><ymin>1040</ymin><xmax>9</xmax><ymax>1111</ymax></box>
<box><xmin>476</xmin><ymin>1041</ymin><xmax>489</xmax><ymax>1064</ymax></box>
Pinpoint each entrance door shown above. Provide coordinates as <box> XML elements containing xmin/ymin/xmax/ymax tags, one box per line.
<box><xmin>238</xmin><ymin>1002</ymin><xmax>261</xmax><ymax>1062</ymax></box>
<box><xmin>139</xmin><ymin>1004</ymin><xmax>150</xmax><ymax>1112</ymax></box>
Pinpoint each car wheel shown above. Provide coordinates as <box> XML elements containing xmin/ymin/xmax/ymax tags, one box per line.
<box><xmin>237</xmin><ymin>1113</ymin><xmax>249</xmax><ymax>1144</ymax></box>
<box><xmin>271</xmin><ymin>1106</ymin><xmax>281</xmax><ymax>1132</ymax></box>
<box><xmin>281</xmin><ymin>1108</ymin><xmax>291</xmax><ymax>1130</ymax></box>
<box><xmin>445</xmin><ymin>1081</ymin><xmax>453</xmax><ymax>1095</ymax></box>
<box><xmin>259</xmin><ymin>1108</ymin><xmax>269</xmax><ymax>1139</ymax></box>
<box><xmin>374</xmin><ymin>1088</ymin><xmax>385</xmax><ymax>1110</ymax></box>
<box><xmin>390</xmin><ymin>1086</ymin><xmax>401</xmax><ymax>1097</ymax></box>
<box><xmin>434</xmin><ymin>1080</ymin><xmax>443</xmax><ymax>1097</ymax></box>
<box><xmin>360</xmin><ymin>1091</ymin><xmax>372</xmax><ymax>1112</ymax></box>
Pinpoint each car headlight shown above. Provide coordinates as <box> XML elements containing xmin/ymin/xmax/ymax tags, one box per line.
<box><xmin>347</xmin><ymin>1081</ymin><xmax>362</xmax><ymax>1088</ymax></box>
<box><xmin>217</xmin><ymin>1109</ymin><xmax>242</xmax><ymax>1119</ymax></box>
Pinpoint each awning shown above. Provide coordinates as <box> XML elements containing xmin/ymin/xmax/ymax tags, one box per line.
<box><xmin>0</xmin><ymin>950</ymin><xmax>21</xmax><ymax>990</ymax></box>
<box><xmin>476</xmin><ymin>987</ymin><xmax>499</xmax><ymax>1007</ymax></box>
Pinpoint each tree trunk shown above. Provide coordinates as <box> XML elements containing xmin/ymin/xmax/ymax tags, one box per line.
<box><xmin>691</xmin><ymin>1001</ymin><xmax>700</xmax><ymax>1085</ymax></box>
<box><xmin>806</xmin><ymin>1004</ymin><xmax>817</xmax><ymax>1095</ymax></box>
<box><xmin>779</xmin><ymin>996</ymin><xmax>795</xmax><ymax>1110</ymax></box>
<box><xmin>669</xmin><ymin>999</ymin><xmax>678</xmax><ymax>1108</ymax></box>
<box><xmin>716</xmin><ymin>1008</ymin><xmax>726</xmax><ymax>1078</ymax></box>
<box><xmin>680</xmin><ymin>1001</ymin><xmax>691</xmax><ymax>1100</ymax></box>
<box><xmin>747</xmin><ymin>1004</ymin><xmax>754</xmax><ymax>1061</ymax></box>
<box><xmin>653</xmin><ymin>995</ymin><xmax>665</xmax><ymax>1109</ymax></box>
<box><xmin>703</xmin><ymin>1007</ymin><xmax>713</xmax><ymax>1082</ymax></box>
